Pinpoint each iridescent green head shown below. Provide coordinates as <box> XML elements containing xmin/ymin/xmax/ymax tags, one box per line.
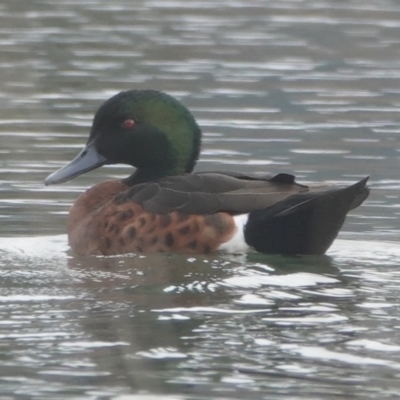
<box><xmin>45</xmin><ymin>90</ymin><xmax>201</xmax><ymax>185</ymax></box>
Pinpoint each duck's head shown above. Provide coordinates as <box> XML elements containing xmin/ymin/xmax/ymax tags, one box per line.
<box><xmin>45</xmin><ymin>90</ymin><xmax>201</xmax><ymax>186</ymax></box>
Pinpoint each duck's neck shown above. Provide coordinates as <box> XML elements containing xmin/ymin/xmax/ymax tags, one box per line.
<box><xmin>122</xmin><ymin>166</ymin><xmax>186</xmax><ymax>186</ymax></box>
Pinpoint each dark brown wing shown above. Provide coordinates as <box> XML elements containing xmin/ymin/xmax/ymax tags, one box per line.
<box><xmin>119</xmin><ymin>172</ymin><xmax>310</xmax><ymax>214</ymax></box>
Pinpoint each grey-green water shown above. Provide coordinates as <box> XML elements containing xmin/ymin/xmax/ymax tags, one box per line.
<box><xmin>0</xmin><ymin>0</ymin><xmax>400</xmax><ymax>399</ymax></box>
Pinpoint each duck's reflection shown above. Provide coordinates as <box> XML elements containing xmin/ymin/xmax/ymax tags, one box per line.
<box><xmin>65</xmin><ymin>251</ymin><xmax>339</xmax><ymax>392</ymax></box>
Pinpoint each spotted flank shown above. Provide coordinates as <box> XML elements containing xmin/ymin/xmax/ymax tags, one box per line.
<box><xmin>69</xmin><ymin>200</ymin><xmax>236</xmax><ymax>256</ymax></box>
<box><xmin>45</xmin><ymin>89</ymin><xmax>370</xmax><ymax>256</ymax></box>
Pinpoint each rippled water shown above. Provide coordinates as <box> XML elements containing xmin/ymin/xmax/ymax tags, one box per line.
<box><xmin>1</xmin><ymin>0</ymin><xmax>400</xmax><ymax>398</ymax></box>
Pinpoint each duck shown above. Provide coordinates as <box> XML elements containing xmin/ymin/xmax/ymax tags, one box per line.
<box><xmin>45</xmin><ymin>89</ymin><xmax>369</xmax><ymax>256</ymax></box>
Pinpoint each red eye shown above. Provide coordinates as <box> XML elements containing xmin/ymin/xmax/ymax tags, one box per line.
<box><xmin>122</xmin><ymin>118</ymin><xmax>135</xmax><ymax>129</ymax></box>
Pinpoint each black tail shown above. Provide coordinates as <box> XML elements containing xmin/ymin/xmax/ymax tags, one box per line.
<box><xmin>244</xmin><ymin>178</ymin><xmax>369</xmax><ymax>255</ymax></box>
